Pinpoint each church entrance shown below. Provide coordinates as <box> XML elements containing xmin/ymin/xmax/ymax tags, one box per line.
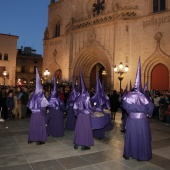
<box><xmin>151</xmin><ymin>63</ymin><xmax>169</xmax><ymax>91</ymax></box>
<box><xmin>72</xmin><ymin>47</ymin><xmax>111</xmax><ymax>90</ymax></box>
<box><xmin>90</xmin><ymin>63</ymin><xmax>107</xmax><ymax>89</ymax></box>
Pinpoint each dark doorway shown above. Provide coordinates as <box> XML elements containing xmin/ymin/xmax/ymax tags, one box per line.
<box><xmin>90</xmin><ymin>63</ymin><xmax>107</xmax><ymax>89</ymax></box>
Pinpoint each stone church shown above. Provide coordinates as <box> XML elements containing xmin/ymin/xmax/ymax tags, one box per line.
<box><xmin>43</xmin><ymin>0</ymin><xmax>170</xmax><ymax>91</ymax></box>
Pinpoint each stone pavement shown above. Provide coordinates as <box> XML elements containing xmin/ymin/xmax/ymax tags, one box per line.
<box><xmin>0</xmin><ymin>112</ymin><xmax>170</xmax><ymax>170</ymax></box>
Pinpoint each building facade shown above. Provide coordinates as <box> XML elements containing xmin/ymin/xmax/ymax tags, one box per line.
<box><xmin>16</xmin><ymin>47</ymin><xmax>43</xmax><ymax>87</ymax></box>
<box><xmin>0</xmin><ymin>34</ymin><xmax>18</xmax><ymax>86</ymax></box>
<box><xmin>43</xmin><ymin>0</ymin><xmax>170</xmax><ymax>91</ymax></box>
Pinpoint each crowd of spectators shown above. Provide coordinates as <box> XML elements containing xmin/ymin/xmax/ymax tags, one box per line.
<box><xmin>1</xmin><ymin>85</ymin><xmax>170</xmax><ymax>126</ymax></box>
<box><xmin>146</xmin><ymin>89</ymin><xmax>170</xmax><ymax>125</ymax></box>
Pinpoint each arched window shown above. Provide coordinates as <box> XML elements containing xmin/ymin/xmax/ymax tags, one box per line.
<box><xmin>0</xmin><ymin>53</ymin><xmax>2</xmax><ymax>60</ymax></box>
<box><xmin>153</xmin><ymin>0</ymin><xmax>166</xmax><ymax>13</ymax></box>
<box><xmin>55</xmin><ymin>23</ymin><xmax>60</xmax><ymax>37</ymax></box>
<box><xmin>4</xmin><ymin>53</ymin><xmax>8</xmax><ymax>60</ymax></box>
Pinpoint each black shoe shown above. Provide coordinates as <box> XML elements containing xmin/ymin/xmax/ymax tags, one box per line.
<box><xmin>120</xmin><ymin>130</ymin><xmax>126</xmax><ymax>133</ymax></box>
<box><xmin>74</xmin><ymin>145</ymin><xmax>78</xmax><ymax>149</ymax></box>
<box><xmin>137</xmin><ymin>159</ymin><xmax>141</xmax><ymax>161</ymax></box>
<box><xmin>28</xmin><ymin>140</ymin><xmax>33</xmax><ymax>144</ymax></box>
<box><xmin>36</xmin><ymin>141</ymin><xmax>45</xmax><ymax>145</ymax></box>
<box><xmin>81</xmin><ymin>146</ymin><xmax>91</xmax><ymax>150</ymax></box>
<box><xmin>123</xmin><ymin>155</ymin><xmax>129</xmax><ymax>160</ymax></box>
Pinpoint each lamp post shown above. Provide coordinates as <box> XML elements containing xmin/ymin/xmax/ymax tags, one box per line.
<box><xmin>44</xmin><ymin>68</ymin><xmax>50</xmax><ymax>80</ymax></box>
<box><xmin>114</xmin><ymin>62</ymin><xmax>129</xmax><ymax>93</ymax></box>
<box><xmin>43</xmin><ymin>68</ymin><xmax>50</xmax><ymax>91</ymax></box>
<box><xmin>3</xmin><ymin>69</ymin><xmax>8</xmax><ymax>86</ymax></box>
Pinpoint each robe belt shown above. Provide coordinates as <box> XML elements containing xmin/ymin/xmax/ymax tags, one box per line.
<box><xmin>50</xmin><ymin>106</ymin><xmax>60</xmax><ymax>110</ymax></box>
<box><xmin>128</xmin><ymin>113</ymin><xmax>146</xmax><ymax>119</ymax></box>
<box><xmin>31</xmin><ymin>109</ymin><xmax>40</xmax><ymax>113</ymax></box>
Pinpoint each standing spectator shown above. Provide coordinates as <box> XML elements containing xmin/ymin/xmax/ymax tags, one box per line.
<box><xmin>153</xmin><ymin>93</ymin><xmax>160</xmax><ymax>119</ymax></box>
<box><xmin>6</xmin><ymin>91</ymin><xmax>14</xmax><ymax>120</ymax></box>
<box><xmin>16</xmin><ymin>87</ymin><xmax>23</xmax><ymax>118</ymax></box>
<box><xmin>13</xmin><ymin>88</ymin><xmax>18</xmax><ymax>118</ymax></box>
<box><xmin>122</xmin><ymin>58</ymin><xmax>154</xmax><ymax>161</ymax></box>
<box><xmin>120</xmin><ymin>85</ymin><xmax>128</xmax><ymax>133</ymax></box>
<box><xmin>58</xmin><ymin>87</ymin><xmax>65</xmax><ymax>102</ymax></box>
<box><xmin>0</xmin><ymin>88</ymin><xmax>5</xmax><ymax>121</ymax></box>
<box><xmin>159</xmin><ymin>94</ymin><xmax>167</xmax><ymax>120</ymax></box>
<box><xmin>110</xmin><ymin>90</ymin><xmax>119</xmax><ymax>120</ymax></box>
<box><xmin>165</xmin><ymin>101</ymin><xmax>170</xmax><ymax>125</ymax></box>
<box><xmin>21</xmin><ymin>87</ymin><xmax>29</xmax><ymax>118</ymax></box>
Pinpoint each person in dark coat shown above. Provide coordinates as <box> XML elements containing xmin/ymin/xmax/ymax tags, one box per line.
<box><xmin>110</xmin><ymin>90</ymin><xmax>119</xmax><ymax>120</ymax></box>
<box><xmin>120</xmin><ymin>85</ymin><xmax>128</xmax><ymax>133</ymax></box>
<box><xmin>122</xmin><ymin>58</ymin><xmax>154</xmax><ymax>161</ymax></box>
<box><xmin>46</xmin><ymin>72</ymin><xmax>65</xmax><ymax>137</ymax></box>
<box><xmin>65</xmin><ymin>77</ymin><xmax>80</xmax><ymax>130</ymax></box>
<box><xmin>27</xmin><ymin>68</ymin><xmax>50</xmax><ymax>145</ymax></box>
<box><xmin>6</xmin><ymin>90</ymin><xmax>14</xmax><ymax>120</ymax></box>
<box><xmin>73</xmin><ymin>70</ymin><xmax>94</xmax><ymax>150</ymax></box>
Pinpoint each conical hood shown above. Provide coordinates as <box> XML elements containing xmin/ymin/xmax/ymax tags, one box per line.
<box><xmin>51</xmin><ymin>71</ymin><xmax>58</xmax><ymax>97</ymax></box>
<box><xmin>80</xmin><ymin>70</ymin><xmax>87</xmax><ymax>93</ymax></box>
<box><xmin>143</xmin><ymin>82</ymin><xmax>148</xmax><ymax>92</ymax></box>
<box><xmin>124</xmin><ymin>84</ymin><xmax>128</xmax><ymax>94</ymax></box>
<box><xmin>27</xmin><ymin>67</ymin><xmax>50</xmax><ymax>110</ymax></box>
<box><xmin>35</xmin><ymin>67</ymin><xmax>43</xmax><ymax>94</ymax></box>
<box><xmin>134</xmin><ymin>57</ymin><xmax>142</xmax><ymax>92</ymax></box>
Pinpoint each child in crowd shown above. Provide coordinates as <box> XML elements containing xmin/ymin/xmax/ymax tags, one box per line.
<box><xmin>6</xmin><ymin>91</ymin><xmax>14</xmax><ymax>120</ymax></box>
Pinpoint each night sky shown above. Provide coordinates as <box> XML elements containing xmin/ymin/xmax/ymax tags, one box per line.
<box><xmin>0</xmin><ymin>0</ymin><xmax>51</xmax><ymax>55</ymax></box>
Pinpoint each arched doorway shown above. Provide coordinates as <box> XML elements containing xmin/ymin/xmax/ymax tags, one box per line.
<box><xmin>72</xmin><ymin>47</ymin><xmax>111</xmax><ymax>89</ymax></box>
<box><xmin>90</xmin><ymin>63</ymin><xmax>107</xmax><ymax>89</ymax></box>
<box><xmin>151</xmin><ymin>63</ymin><xmax>169</xmax><ymax>91</ymax></box>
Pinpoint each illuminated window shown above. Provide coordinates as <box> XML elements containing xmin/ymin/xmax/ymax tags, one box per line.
<box><xmin>153</xmin><ymin>0</ymin><xmax>166</xmax><ymax>13</ymax></box>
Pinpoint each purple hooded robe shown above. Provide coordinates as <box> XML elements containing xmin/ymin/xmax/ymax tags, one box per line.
<box><xmin>73</xmin><ymin>70</ymin><xmax>94</xmax><ymax>147</ymax></box>
<box><xmin>46</xmin><ymin>72</ymin><xmax>65</xmax><ymax>137</ymax></box>
<box><xmin>65</xmin><ymin>77</ymin><xmax>80</xmax><ymax>130</ymax></box>
<box><xmin>122</xmin><ymin>58</ymin><xmax>154</xmax><ymax>161</ymax></box>
<box><xmin>27</xmin><ymin>68</ymin><xmax>50</xmax><ymax>142</ymax></box>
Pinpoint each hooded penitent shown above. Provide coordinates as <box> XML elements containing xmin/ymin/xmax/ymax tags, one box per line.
<box><xmin>27</xmin><ymin>68</ymin><xmax>49</xmax><ymax>111</ymax></box>
<box><xmin>66</xmin><ymin>77</ymin><xmax>80</xmax><ymax>108</ymax></box>
<box><xmin>99</xmin><ymin>77</ymin><xmax>110</xmax><ymax>109</ymax></box>
<box><xmin>73</xmin><ymin>70</ymin><xmax>92</xmax><ymax>111</ymax></box>
<box><xmin>122</xmin><ymin>57</ymin><xmax>149</xmax><ymax>105</ymax></box>
<box><xmin>48</xmin><ymin>72</ymin><xmax>62</xmax><ymax>108</ymax></box>
<box><xmin>91</xmin><ymin>75</ymin><xmax>105</xmax><ymax>109</ymax></box>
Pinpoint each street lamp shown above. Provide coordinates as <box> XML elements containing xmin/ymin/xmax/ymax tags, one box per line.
<box><xmin>114</xmin><ymin>62</ymin><xmax>129</xmax><ymax>93</ymax></box>
<box><xmin>3</xmin><ymin>69</ymin><xmax>8</xmax><ymax>86</ymax></box>
<box><xmin>44</xmin><ymin>68</ymin><xmax>50</xmax><ymax>80</ymax></box>
<box><xmin>43</xmin><ymin>68</ymin><xmax>50</xmax><ymax>91</ymax></box>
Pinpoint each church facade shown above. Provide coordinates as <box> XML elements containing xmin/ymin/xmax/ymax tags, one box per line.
<box><xmin>43</xmin><ymin>0</ymin><xmax>170</xmax><ymax>91</ymax></box>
